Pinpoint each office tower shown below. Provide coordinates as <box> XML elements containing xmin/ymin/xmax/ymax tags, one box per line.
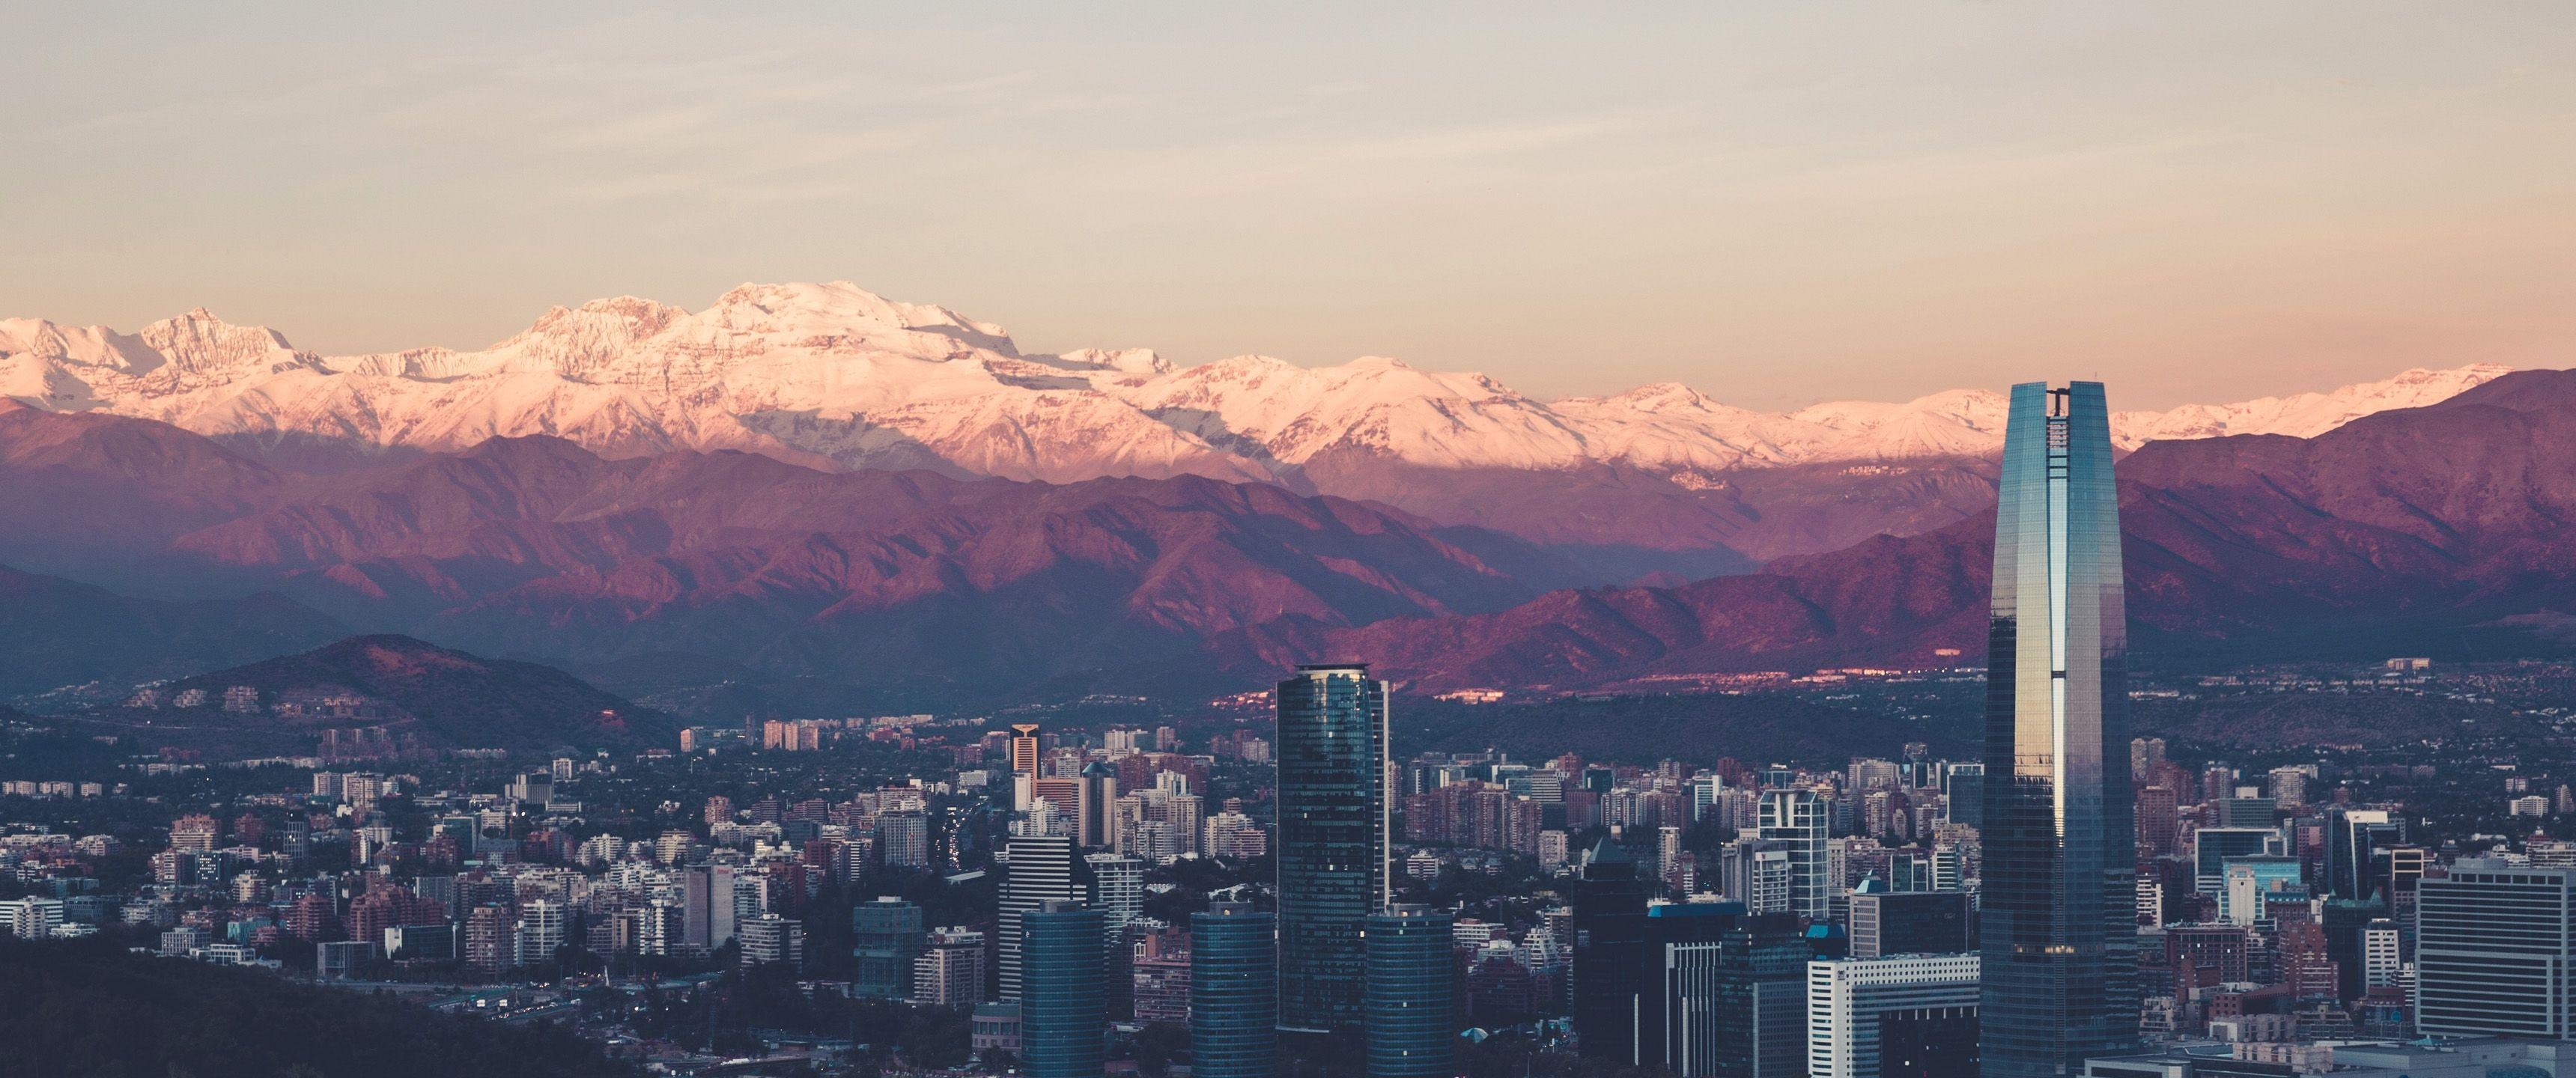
<box><xmin>1365</xmin><ymin>904</ymin><xmax>1453</xmax><ymax>1078</ymax></box>
<box><xmin>1808</xmin><ymin>954</ymin><xmax>1982</xmax><ymax>1078</ymax></box>
<box><xmin>1000</xmin><ymin>834</ymin><xmax>1084</xmax><ymax>1001</ymax></box>
<box><xmin>1077</xmin><ymin>761</ymin><xmax>1119</xmax><ymax>849</ymax></box>
<box><xmin>2418</xmin><ymin>860</ymin><xmax>2576</xmax><ymax>1037</ymax></box>
<box><xmin>1022</xmin><ymin>901</ymin><xmax>1108</xmax><ymax>1078</ymax></box>
<box><xmin>2191</xmin><ymin>828</ymin><xmax>2282</xmax><ymax>894</ymax></box>
<box><xmin>1638</xmin><ymin>900</ymin><xmax>1749</xmax><ymax>1075</ymax></box>
<box><xmin>1275</xmin><ymin>663</ymin><xmax>1391</xmax><ymax>1032</ymax></box>
<box><xmin>1978</xmin><ymin>381</ymin><xmax>2138</xmax><ymax>1078</ymax></box>
<box><xmin>2327</xmin><ymin>808</ymin><xmax>2402</xmax><ymax>901</ymax></box>
<box><xmin>854</xmin><ymin>896</ymin><xmax>926</xmax><ymax>999</ymax></box>
<box><xmin>1573</xmin><ymin>838</ymin><xmax>1650</xmax><ymax>1062</ymax></box>
<box><xmin>915</xmin><ymin>928</ymin><xmax>987</xmax><ymax>1007</ymax></box>
<box><xmin>740</xmin><ymin>913</ymin><xmax>806</xmax><ymax>969</ymax></box>
<box><xmin>1758</xmin><ymin>788</ymin><xmax>1829</xmax><ymax>921</ymax></box>
<box><xmin>1711</xmin><ymin>913</ymin><xmax>1809</xmax><ymax>1078</ymax></box>
<box><xmin>1011</xmin><ymin>722</ymin><xmax>1044</xmax><ymax>811</ymax></box>
<box><xmin>1942</xmin><ymin>765</ymin><xmax>1984</xmax><ymax>829</ymax></box>
<box><xmin>1192</xmin><ymin>901</ymin><xmax>1278</xmax><ymax>1078</ymax></box>
<box><xmin>2361</xmin><ymin>919</ymin><xmax>2402</xmax><ymax>990</ymax></box>
<box><xmin>2211</xmin><ymin>797</ymin><xmax>2275</xmax><ymax>829</ymax></box>
<box><xmin>1849</xmin><ymin>886</ymin><xmax>1974</xmax><ymax>959</ymax></box>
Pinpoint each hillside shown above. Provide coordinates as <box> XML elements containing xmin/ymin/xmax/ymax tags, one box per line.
<box><xmin>0</xmin><ymin>565</ymin><xmax>347</xmax><ymax>700</ymax></box>
<box><xmin>154</xmin><ymin>635</ymin><xmax>670</xmax><ymax>752</ymax></box>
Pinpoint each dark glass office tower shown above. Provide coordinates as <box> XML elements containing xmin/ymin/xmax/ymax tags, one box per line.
<box><xmin>1276</xmin><ymin>663</ymin><xmax>1391</xmax><ymax>1033</ymax></box>
<box><xmin>1192</xmin><ymin>901</ymin><xmax>1278</xmax><ymax>1078</ymax></box>
<box><xmin>1023</xmin><ymin>901</ymin><xmax>1108</xmax><ymax>1078</ymax></box>
<box><xmin>1572</xmin><ymin>838</ymin><xmax>1650</xmax><ymax>1062</ymax></box>
<box><xmin>1979</xmin><ymin>381</ymin><xmax>2139</xmax><ymax>1078</ymax></box>
<box><xmin>1365</xmin><ymin>904</ymin><xmax>1454</xmax><ymax>1078</ymax></box>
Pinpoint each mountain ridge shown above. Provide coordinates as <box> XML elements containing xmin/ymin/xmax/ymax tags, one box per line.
<box><xmin>3</xmin><ymin>281</ymin><xmax>2512</xmax><ymax>487</ymax></box>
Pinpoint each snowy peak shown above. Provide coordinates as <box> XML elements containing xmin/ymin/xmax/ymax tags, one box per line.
<box><xmin>0</xmin><ymin>281</ymin><xmax>2527</xmax><ymax>490</ymax></box>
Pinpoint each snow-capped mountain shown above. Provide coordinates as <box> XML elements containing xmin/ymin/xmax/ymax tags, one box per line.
<box><xmin>0</xmin><ymin>281</ymin><xmax>2517</xmax><ymax>491</ymax></box>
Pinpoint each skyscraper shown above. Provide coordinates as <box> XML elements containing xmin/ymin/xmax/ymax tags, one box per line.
<box><xmin>1978</xmin><ymin>381</ymin><xmax>2138</xmax><ymax>1078</ymax></box>
<box><xmin>853</xmin><ymin>896</ymin><xmax>926</xmax><ymax>999</ymax></box>
<box><xmin>1000</xmin><ymin>834</ymin><xmax>1084</xmax><ymax>1001</ymax></box>
<box><xmin>1365</xmin><ymin>904</ymin><xmax>1454</xmax><ymax>1078</ymax></box>
<box><xmin>1023</xmin><ymin>901</ymin><xmax>1109</xmax><ymax>1078</ymax></box>
<box><xmin>1572</xmin><ymin>838</ymin><xmax>1650</xmax><ymax>1063</ymax></box>
<box><xmin>1758</xmin><ymin>788</ymin><xmax>1830</xmax><ymax>921</ymax></box>
<box><xmin>1192</xmin><ymin>901</ymin><xmax>1278</xmax><ymax>1078</ymax></box>
<box><xmin>1807</xmin><ymin>954</ymin><xmax>1981</xmax><ymax>1078</ymax></box>
<box><xmin>1077</xmin><ymin>761</ymin><xmax>1119</xmax><ymax>849</ymax></box>
<box><xmin>1012</xmin><ymin>722</ymin><xmax>1043</xmax><ymax>811</ymax></box>
<box><xmin>1275</xmin><ymin>663</ymin><xmax>1391</xmax><ymax>1033</ymax></box>
<box><xmin>2416</xmin><ymin>860</ymin><xmax>2576</xmax><ymax>1038</ymax></box>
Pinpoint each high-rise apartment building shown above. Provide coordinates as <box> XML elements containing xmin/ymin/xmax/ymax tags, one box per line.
<box><xmin>1758</xmin><ymin>789</ymin><xmax>1830</xmax><ymax>921</ymax></box>
<box><xmin>1275</xmin><ymin>663</ymin><xmax>1390</xmax><ymax>1033</ymax></box>
<box><xmin>1191</xmin><ymin>901</ymin><xmax>1278</xmax><ymax>1078</ymax></box>
<box><xmin>1978</xmin><ymin>381</ymin><xmax>2138</xmax><ymax>1078</ymax></box>
<box><xmin>914</xmin><ymin>927</ymin><xmax>987</xmax><ymax>1007</ymax></box>
<box><xmin>739</xmin><ymin>913</ymin><xmax>806</xmax><ymax>969</ymax></box>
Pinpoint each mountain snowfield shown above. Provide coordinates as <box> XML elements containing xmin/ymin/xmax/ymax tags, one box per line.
<box><xmin>0</xmin><ymin>281</ymin><xmax>2516</xmax><ymax>487</ymax></box>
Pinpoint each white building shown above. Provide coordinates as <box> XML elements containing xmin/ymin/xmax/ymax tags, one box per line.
<box><xmin>1805</xmin><ymin>953</ymin><xmax>1981</xmax><ymax>1078</ymax></box>
<box><xmin>1759</xmin><ymin>789</ymin><xmax>1831</xmax><ymax>920</ymax></box>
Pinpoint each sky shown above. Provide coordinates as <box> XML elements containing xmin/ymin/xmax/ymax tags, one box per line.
<box><xmin>4</xmin><ymin>3</ymin><xmax>2572</xmax><ymax>409</ymax></box>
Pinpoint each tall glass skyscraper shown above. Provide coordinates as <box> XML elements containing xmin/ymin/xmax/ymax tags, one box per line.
<box><xmin>1978</xmin><ymin>381</ymin><xmax>2139</xmax><ymax>1078</ymax></box>
<box><xmin>1275</xmin><ymin>663</ymin><xmax>1391</xmax><ymax>1033</ymax></box>
<box><xmin>1365</xmin><ymin>904</ymin><xmax>1454</xmax><ymax>1078</ymax></box>
<box><xmin>1192</xmin><ymin>901</ymin><xmax>1278</xmax><ymax>1078</ymax></box>
<box><xmin>1023</xmin><ymin>901</ymin><xmax>1108</xmax><ymax>1078</ymax></box>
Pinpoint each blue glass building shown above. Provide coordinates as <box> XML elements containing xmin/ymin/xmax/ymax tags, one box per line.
<box><xmin>1365</xmin><ymin>904</ymin><xmax>1453</xmax><ymax>1078</ymax></box>
<box><xmin>1978</xmin><ymin>381</ymin><xmax>2139</xmax><ymax>1078</ymax></box>
<box><xmin>1022</xmin><ymin>901</ymin><xmax>1108</xmax><ymax>1078</ymax></box>
<box><xmin>1275</xmin><ymin>663</ymin><xmax>1390</xmax><ymax>1033</ymax></box>
<box><xmin>1192</xmin><ymin>901</ymin><xmax>1278</xmax><ymax>1078</ymax></box>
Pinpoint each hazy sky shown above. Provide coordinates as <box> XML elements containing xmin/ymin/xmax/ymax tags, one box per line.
<box><xmin>6</xmin><ymin>3</ymin><xmax>2572</xmax><ymax>409</ymax></box>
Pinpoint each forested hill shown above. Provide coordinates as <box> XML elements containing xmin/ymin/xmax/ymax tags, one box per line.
<box><xmin>0</xmin><ymin>939</ymin><xmax>639</xmax><ymax>1078</ymax></box>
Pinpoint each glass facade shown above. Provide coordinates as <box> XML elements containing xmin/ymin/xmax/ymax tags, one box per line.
<box><xmin>1022</xmin><ymin>903</ymin><xmax>1108</xmax><ymax>1078</ymax></box>
<box><xmin>1978</xmin><ymin>381</ymin><xmax>2138</xmax><ymax>1078</ymax></box>
<box><xmin>2417</xmin><ymin>861</ymin><xmax>2576</xmax><ymax>1038</ymax></box>
<box><xmin>1275</xmin><ymin>663</ymin><xmax>1390</xmax><ymax>1033</ymax></box>
<box><xmin>1191</xmin><ymin>901</ymin><xmax>1278</xmax><ymax>1078</ymax></box>
<box><xmin>1364</xmin><ymin>904</ymin><xmax>1453</xmax><ymax>1078</ymax></box>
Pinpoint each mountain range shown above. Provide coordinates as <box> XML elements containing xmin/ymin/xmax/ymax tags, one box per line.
<box><xmin>1</xmin><ymin>283</ymin><xmax>2566</xmax><ymax>714</ymax></box>
<box><xmin>1</xmin><ymin>282</ymin><xmax>2512</xmax><ymax>568</ymax></box>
